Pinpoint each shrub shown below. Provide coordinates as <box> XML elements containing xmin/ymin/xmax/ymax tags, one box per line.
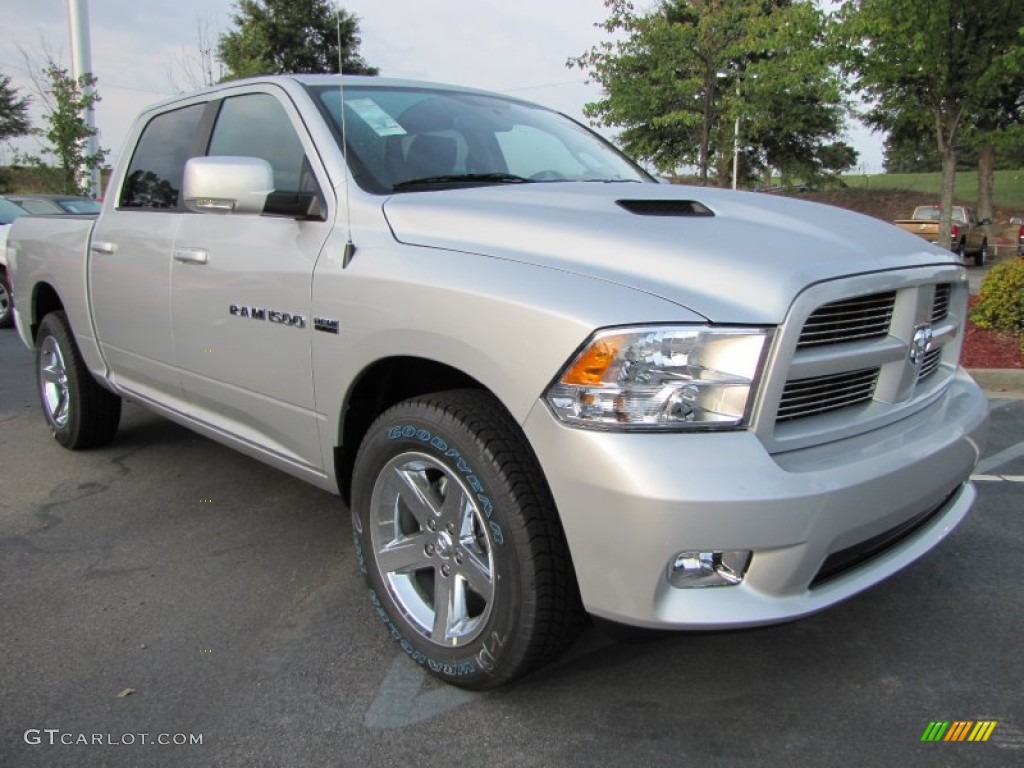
<box><xmin>970</xmin><ymin>259</ymin><xmax>1024</xmax><ymax>332</ymax></box>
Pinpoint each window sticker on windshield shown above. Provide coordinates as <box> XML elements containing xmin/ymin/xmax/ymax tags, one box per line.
<box><xmin>347</xmin><ymin>99</ymin><xmax>406</xmax><ymax>137</ymax></box>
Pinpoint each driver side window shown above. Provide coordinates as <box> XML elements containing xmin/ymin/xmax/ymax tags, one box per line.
<box><xmin>207</xmin><ymin>93</ymin><xmax>315</xmax><ymax>195</ymax></box>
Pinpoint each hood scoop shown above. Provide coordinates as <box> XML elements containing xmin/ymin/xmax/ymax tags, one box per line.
<box><xmin>616</xmin><ymin>199</ymin><xmax>714</xmax><ymax>217</ymax></box>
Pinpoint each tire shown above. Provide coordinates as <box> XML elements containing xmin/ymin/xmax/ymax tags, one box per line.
<box><xmin>0</xmin><ymin>269</ymin><xmax>12</xmax><ymax>329</ymax></box>
<box><xmin>35</xmin><ymin>311</ymin><xmax>121</xmax><ymax>449</ymax></box>
<box><xmin>974</xmin><ymin>240</ymin><xmax>987</xmax><ymax>267</ymax></box>
<box><xmin>351</xmin><ymin>389</ymin><xmax>584</xmax><ymax>689</ymax></box>
<box><xmin>954</xmin><ymin>239</ymin><xmax>966</xmax><ymax>263</ymax></box>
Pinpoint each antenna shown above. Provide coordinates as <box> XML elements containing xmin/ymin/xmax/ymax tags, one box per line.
<box><xmin>337</xmin><ymin>10</ymin><xmax>356</xmax><ymax>268</ymax></box>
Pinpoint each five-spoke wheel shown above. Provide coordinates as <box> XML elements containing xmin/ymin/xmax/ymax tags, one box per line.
<box><xmin>352</xmin><ymin>390</ymin><xmax>583</xmax><ymax>689</ymax></box>
<box><xmin>35</xmin><ymin>311</ymin><xmax>121</xmax><ymax>449</ymax></box>
<box><xmin>370</xmin><ymin>452</ymin><xmax>496</xmax><ymax>647</ymax></box>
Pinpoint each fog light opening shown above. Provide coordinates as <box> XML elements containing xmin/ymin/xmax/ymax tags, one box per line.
<box><xmin>668</xmin><ymin>550</ymin><xmax>751</xmax><ymax>588</ymax></box>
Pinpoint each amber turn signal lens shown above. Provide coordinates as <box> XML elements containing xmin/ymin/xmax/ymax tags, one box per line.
<box><xmin>561</xmin><ymin>336</ymin><xmax>626</xmax><ymax>385</ymax></box>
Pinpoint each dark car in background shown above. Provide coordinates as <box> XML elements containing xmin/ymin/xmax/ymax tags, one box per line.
<box><xmin>5</xmin><ymin>194</ymin><xmax>102</xmax><ymax>216</ymax></box>
<box><xmin>1</xmin><ymin>195</ymin><xmax>102</xmax><ymax>328</ymax></box>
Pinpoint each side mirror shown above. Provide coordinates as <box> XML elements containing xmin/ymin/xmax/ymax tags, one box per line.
<box><xmin>183</xmin><ymin>156</ymin><xmax>274</xmax><ymax>215</ymax></box>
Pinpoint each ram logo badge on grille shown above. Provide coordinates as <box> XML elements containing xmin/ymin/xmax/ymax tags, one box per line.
<box><xmin>910</xmin><ymin>324</ymin><xmax>934</xmax><ymax>366</ymax></box>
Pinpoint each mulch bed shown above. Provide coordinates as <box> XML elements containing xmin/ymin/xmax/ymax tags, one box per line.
<box><xmin>962</xmin><ymin>296</ymin><xmax>1024</xmax><ymax>369</ymax></box>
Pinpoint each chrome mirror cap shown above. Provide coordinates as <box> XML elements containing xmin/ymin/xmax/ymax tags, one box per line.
<box><xmin>183</xmin><ymin>156</ymin><xmax>274</xmax><ymax>215</ymax></box>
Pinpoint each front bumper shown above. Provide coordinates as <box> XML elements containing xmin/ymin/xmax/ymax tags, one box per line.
<box><xmin>523</xmin><ymin>369</ymin><xmax>989</xmax><ymax>628</ymax></box>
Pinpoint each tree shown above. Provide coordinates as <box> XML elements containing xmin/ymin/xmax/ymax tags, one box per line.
<box><xmin>834</xmin><ymin>0</ymin><xmax>1024</xmax><ymax>247</ymax></box>
<box><xmin>735</xmin><ymin>1</ymin><xmax>854</xmax><ymax>186</ymax></box>
<box><xmin>0</xmin><ymin>73</ymin><xmax>31</xmax><ymax>143</ymax></box>
<box><xmin>218</xmin><ymin>0</ymin><xmax>377</xmax><ymax>80</ymax></box>
<box><xmin>15</xmin><ymin>60</ymin><xmax>107</xmax><ymax>197</ymax></box>
<box><xmin>41</xmin><ymin>65</ymin><xmax>107</xmax><ymax>196</ymax></box>
<box><xmin>569</xmin><ymin>0</ymin><xmax>756</xmax><ymax>183</ymax></box>
<box><xmin>971</xmin><ymin>63</ymin><xmax>1024</xmax><ymax>219</ymax></box>
<box><xmin>569</xmin><ymin>0</ymin><xmax>850</xmax><ymax>186</ymax></box>
<box><xmin>170</xmin><ymin>17</ymin><xmax>226</xmax><ymax>92</ymax></box>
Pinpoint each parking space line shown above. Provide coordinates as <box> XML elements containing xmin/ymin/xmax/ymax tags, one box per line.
<box><xmin>971</xmin><ymin>474</ymin><xmax>1024</xmax><ymax>483</ymax></box>
<box><xmin>975</xmin><ymin>439</ymin><xmax>1024</xmax><ymax>475</ymax></box>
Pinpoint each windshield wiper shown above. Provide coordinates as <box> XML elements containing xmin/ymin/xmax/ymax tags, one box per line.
<box><xmin>392</xmin><ymin>173</ymin><xmax>532</xmax><ymax>190</ymax></box>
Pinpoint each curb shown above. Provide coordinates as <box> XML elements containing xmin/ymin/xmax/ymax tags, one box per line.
<box><xmin>967</xmin><ymin>368</ymin><xmax>1024</xmax><ymax>399</ymax></box>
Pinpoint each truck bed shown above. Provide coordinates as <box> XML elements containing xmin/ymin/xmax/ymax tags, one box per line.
<box><xmin>8</xmin><ymin>214</ymin><xmax>97</xmax><ymax>350</ymax></box>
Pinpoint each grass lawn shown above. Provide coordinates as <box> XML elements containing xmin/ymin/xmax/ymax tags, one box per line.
<box><xmin>841</xmin><ymin>169</ymin><xmax>1024</xmax><ymax>210</ymax></box>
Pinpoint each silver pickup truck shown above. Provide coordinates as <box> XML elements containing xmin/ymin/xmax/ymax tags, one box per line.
<box><xmin>8</xmin><ymin>75</ymin><xmax>989</xmax><ymax>689</ymax></box>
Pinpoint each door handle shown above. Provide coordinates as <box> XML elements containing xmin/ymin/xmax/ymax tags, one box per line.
<box><xmin>173</xmin><ymin>247</ymin><xmax>208</xmax><ymax>265</ymax></box>
<box><xmin>91</xmin><ymin>240</ymin><xmax>117</xmax><ymax>254</ymax></box>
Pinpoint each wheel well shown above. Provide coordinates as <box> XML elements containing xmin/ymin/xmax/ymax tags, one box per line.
<box><xmin>335</xmin><ymin>357</ymin><xmax>484</xmax><ymax>504</ymax></box>
<box><xmin>31</xmin><ymin>283</ymin><xmax>64</xmax><ymax>342</ymax></box>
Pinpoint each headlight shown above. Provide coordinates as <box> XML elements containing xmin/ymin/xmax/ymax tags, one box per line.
<box><xmin>544</xmin><ymin>326</ymin><xmax>772</xmax><ymax>430</ymax></box>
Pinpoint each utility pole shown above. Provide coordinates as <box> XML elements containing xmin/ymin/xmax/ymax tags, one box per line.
<box><xmin>732</xmin><ymin>111</ymin><xmax>739</xmax><ymax>191</ymax></box>
<box><xmin>67</xmin><ymin>0</ymin><xmax>100</xmax><ymax>198</ymax></box>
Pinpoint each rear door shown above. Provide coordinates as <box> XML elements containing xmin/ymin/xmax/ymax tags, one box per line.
<box><xmin>90</xmin><ymin>102</ymin><xmax>208</xmax><ymax>407</ymax></box>
<box><xmin>170</xmin><ymin>86</ymin><xmax>333</xmax><ymax>472</ymax></box>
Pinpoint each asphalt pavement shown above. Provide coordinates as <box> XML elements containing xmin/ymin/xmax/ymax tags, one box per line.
<box><xmin>1</xmin><ymin>327</ymin><xmax>1022</xmax><ymax>767</ymax></box>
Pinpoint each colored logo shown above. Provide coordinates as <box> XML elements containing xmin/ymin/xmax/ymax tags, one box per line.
<box><xmin>921</xmin><ymin>721</ymin><xmax>997</xmax><ymax>742</ymax></box>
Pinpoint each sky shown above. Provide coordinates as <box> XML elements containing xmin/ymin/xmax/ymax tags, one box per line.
<box><xmin>0</xmin><ymin>0</ymin><xmax>885</xmax><ymax>173</ymax></box>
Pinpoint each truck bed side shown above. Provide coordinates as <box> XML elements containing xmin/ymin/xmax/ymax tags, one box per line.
<box><xmin>9</xmin><ymin>215</ymin><xmax>102</xmax><ymax>372</ymax></box>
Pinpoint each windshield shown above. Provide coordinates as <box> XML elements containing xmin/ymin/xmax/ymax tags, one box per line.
<box><xmin>308</xmin><ymin>85</ymin><xmax>652</xmax><ymax>193</ymax></box>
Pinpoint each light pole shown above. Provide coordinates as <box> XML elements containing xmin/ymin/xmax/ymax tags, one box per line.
<box><xmin>719</xmin><ymin>71</ymin><xmax>748</xmax><ymax>191</ymax></box>
<box><xmin>732</xmin><ymin>87</ymin><xmax>740</xmax><ymax>191</ymax></box>
<box><xmin>67</xmin><ymin>0</ymin><xmax>99</xmax><ymax>198</ymax></box>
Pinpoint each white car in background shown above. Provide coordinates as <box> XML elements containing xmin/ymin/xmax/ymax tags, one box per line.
<box><xmin>0</xmin><ymin>196</ymin><xmax>27</xmax><ymax>328</ymax></box>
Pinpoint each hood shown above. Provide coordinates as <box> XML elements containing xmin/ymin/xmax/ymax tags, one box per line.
<box><xmin>382</xmin><ymin>183</ymin><xmax>956</xmax><ymax>324</ymax></box>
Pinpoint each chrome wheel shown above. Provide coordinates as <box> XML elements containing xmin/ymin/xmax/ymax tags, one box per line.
<box><xmin>39</xmin><ymin>335</ymin><xmax>71</xmax><ymax>428</ymax></box>
<box><xmin>0</xmin><ymin>280</ymin><xmax>10</xmax><ymax>323</ymax></box>
<box><xmin>369</xmin><ymin>451</ymin><xmax>495</xmax><ymax>648</ymax></box>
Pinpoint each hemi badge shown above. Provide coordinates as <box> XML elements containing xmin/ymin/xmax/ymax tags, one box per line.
<box><xmin>314</xmin><ymin>317</ymin><xmax>340</xmax><ymax>334</ymax></box>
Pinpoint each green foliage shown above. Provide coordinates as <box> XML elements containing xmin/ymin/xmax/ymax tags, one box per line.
<box><xmin>218</xmin><ymin>0</ymin><xmax>377</xmax><ymax>80</ymax></box>
<box><xmin>971</xmin><ymin>260</ymin><xmax>1024</xmax><ymax>332</ymax></box>
<box><xmin>833</xmin><ymin>0</ymin><xmax>1024</xmax><ymax>242</ymax></box>
<box><xmin>0</xmin><ymin>163</ymin><xmax>64</xmax><ymax>194</ymax></box>
<box><xmin>739</xmin><ymin>1</ymin><xmax>854</xmax><ymax>185</ymax></box>
<box><xmin>44</xmin><ymin>66</ymin><xmax>105</xmax><ymax>195</ymax></box>
<box><xmin>841</xmin><ymin>169</ymin><xmax>1024</xmax><ymax>209</ymax></box>
<box><xmin>569</xmin><ymin>0</ymin><xmax>851</xmax><ymax>185</ymax></box>
<box><xmin>16</xmin><ymin>65</ymin><xmax>107</xmax><ymax>196</ymax></box>
<box><xmin>0</xmin><ymin>73</ymin><xmax>31</xmax><ymax>142</ymax></box>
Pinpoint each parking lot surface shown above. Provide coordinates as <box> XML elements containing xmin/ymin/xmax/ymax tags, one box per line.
<box><xmin>1</xmin><ymin>328</ymin><xmax>1022</xmax><ymax>767</ymax></box>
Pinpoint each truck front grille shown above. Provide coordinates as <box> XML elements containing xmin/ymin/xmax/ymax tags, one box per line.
<box><xmin>932</xmin><ymin>283</ymin><xmax>951</xmax><ymax>322</ymax></box>
<box><xmin>777</xmin><ymin>368</ymin><xmax>880</xmax><ymax>422</ymax></box>
<box><xmin>763</xmin><ymin>272</ymin><xmax>965</xmax><ymax>451</ymax></box>
<box><xmin>797</xmin><ymin>291</ymin><xmax>895</xmax><ymax>348</ymax></box>
<box><xmin>918</xmin><ymin>348</ymin><xmax>943</xmax><ymax>381</ymax></box>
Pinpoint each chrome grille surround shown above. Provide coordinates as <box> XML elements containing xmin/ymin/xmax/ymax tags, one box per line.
<box><xmin>751</xmin><ymin>266</ymin><xmax>967</xmax><ymax>455</ymax></box>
